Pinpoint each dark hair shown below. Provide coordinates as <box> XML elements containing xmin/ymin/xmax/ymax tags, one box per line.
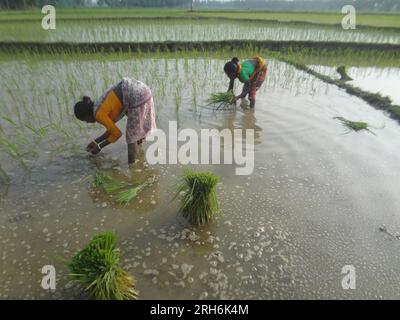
<box><xmin>224</xmin><ymin>57</ymin><xmax>239</xmax><ymax>76</ymax></box>
<box><xmin>74</xmin><ymin>96</ymin><xmax>94</xmax><ymax>121</ymax></box>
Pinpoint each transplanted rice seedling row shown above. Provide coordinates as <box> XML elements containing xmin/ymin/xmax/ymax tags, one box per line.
<box><xmin>280</xmin><ymin>47</ymin><xmax>400</xmax><ymax>68</ymax></box>
<box><xmin>1</xmin><ymin>48</ymin><xmax>388</xmax><ymax>180</ymax></box>
<box><xmin>1</xmin><ymin>19</ymin><xmax>399</xmax><ymax>44</ymax></box>
<box><xmin>0</xmin><ymin>50</ymin><xmax>256</xmax><ymax>178</ymax></box>
<box><xmin>1</xmin><ymin>8</ymin><xmax>400</xmax><ymax>28</ymax></box>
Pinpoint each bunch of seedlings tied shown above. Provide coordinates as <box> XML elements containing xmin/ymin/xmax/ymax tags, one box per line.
<box><xmin>333</xmin><ymin>116</ymin><xmax>380</xmax><ymax>135</ymax></box>
<box><xmin>92</xmin><ymin>171</ymin><xmax>156</xmax><ymax>206</ymax></box>
<box><xmin>174</xmin><ymin>170</ymin><xmax>221</xmax><ymax>226</ymax></box>
<box><xmin>206</xmin><ymin>91</ymin><xmax>235</xmax><ymax>110</ymax></box>
<box><xmin>68</xmin><ymin>231</ymin><xmax>138</xmax><ymax>300</ymax></box>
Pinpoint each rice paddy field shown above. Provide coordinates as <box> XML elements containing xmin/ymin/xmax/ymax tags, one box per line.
<box><xmin>2</xmin><ymin>19</ymin><xmax>400</xmax><ymax>44</ymax></box>
<box><xmin>1</xmin><ymin>8</ymin><xmax>400</xmax><ymax>28</ymax></box>
<box><xmin>1</xmin><ymin>9</ymin><xmax>400</xmax><ymax>300</ymax></box>
<box><xmin>308</xmin><ymin>65</ymin><xmax>400</xmax><ymax>105</ymax></box>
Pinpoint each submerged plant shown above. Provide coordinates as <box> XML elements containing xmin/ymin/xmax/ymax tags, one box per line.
<box><xmin>174</xmin><ymin>170</ymin><xmax>221</xmax><ymax>226</ymax></box>
<box><xmin>68</xmin><ymin>231</ymin><xmax>138</xmax><ymax>300</ymax></box>
<box><xmin>206</xmin><ymin>91</ymin><xmax>235</xmax><ymax>110</ymax></box>
<box><xmin>333</xmin><ymin>116</ymin><xmax>375</xmax><ymax>134</ymax></box>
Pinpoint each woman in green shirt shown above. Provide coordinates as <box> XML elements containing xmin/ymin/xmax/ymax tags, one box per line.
<box><xmin>224</xmin><ymin>56</ymin><xmax>268</xmax><ymax>108</ymax></box>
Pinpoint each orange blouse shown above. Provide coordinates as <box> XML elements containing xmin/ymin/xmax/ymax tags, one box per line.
<box><xmin>95</xmin><ymin>90</ymin><xmax>123</xmax><ymax>143</ymax></box>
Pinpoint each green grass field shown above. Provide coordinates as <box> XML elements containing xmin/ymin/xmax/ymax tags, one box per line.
<box><xmin>0</xmin><ymin>8</ymin><xmax>399</xmax><ymax>28</ymax></box>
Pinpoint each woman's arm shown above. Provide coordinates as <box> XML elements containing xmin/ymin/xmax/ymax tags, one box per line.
<box><xmin>95</xmin><ymin>131</ymin><xmax>110</xmax><ymax>144</ymax></box>
<box><xmin>228</xmin><ymin>78</ymin><xmax>235</xmax><ymax>92</ymax></box>
<box><xmin>236</xmin><ymin>81</ymin><xmax>251</xmax><ymax>99</ymax></box>
<box><xmin>87</xmin><ymin>113</ymin><xmax>121</xmax><ymax>154</ymax></box>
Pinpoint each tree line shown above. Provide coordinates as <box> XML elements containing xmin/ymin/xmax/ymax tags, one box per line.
<box><xmin>199</xmin><ymin>0</ymin><xmax>399</xmax><ymax>12</ymax></box>
<box><xmin>0</xmin><ymin>0</ymin><xmax>192</xmax><ymax>9</ymax></box>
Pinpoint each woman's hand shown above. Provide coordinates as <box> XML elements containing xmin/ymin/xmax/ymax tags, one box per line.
<box><xmin>86</xmin><ymin>141</ymin><xmax>96</xmax><ymax>152</ymax></box>
<box><xmin>86</xmin><ymin>141</ymin><xmax>101</xmax><ymax>155</ymax></box>
<box><xmin>231</xmin><ymin>96</ymin><xmax>238</xmax><ymax>104</ymax></box>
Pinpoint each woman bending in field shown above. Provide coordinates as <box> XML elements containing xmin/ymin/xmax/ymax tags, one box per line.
<box><xmin>224</xmin><ymin>56</ymin><xmax>267</xmax><ymax>109</ymax></box>
<box><xmin>74</xmin><ymin>77</ymin><xmax>156</xmax><ymax>164</ymax></box>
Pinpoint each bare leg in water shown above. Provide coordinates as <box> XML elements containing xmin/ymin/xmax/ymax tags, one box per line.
<box><xmin>128</xmin><ymin>138</ymin><xmax>145</xmax><ymax>165</ymax></box>
<box><xmin>128</xmin><ymin>143</ymin><xmax>136</xmax><ymax>165</ymax></box>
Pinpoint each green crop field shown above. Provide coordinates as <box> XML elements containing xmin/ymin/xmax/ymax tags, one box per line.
<box><xmin>0</xmin><ymin>8</ymin><xmax>399</xmax><ymax>28</ymax></box>
<box><xmin>1</xmin><ymin>18</ymin><xmax>399</xmax><ymax>43</ymax></box>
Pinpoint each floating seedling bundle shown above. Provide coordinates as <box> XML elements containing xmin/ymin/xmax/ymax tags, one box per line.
<box><xmin>68</xmin><ymin>231</ymin><xmax>138</xmax><ymax>300</ymax></box>
<box><xmin>333</xmin><ymin>116</ymin><xmax>379</xmax><ymax>134</ymax></box>
<box><xmin>174</xmin><ymin>170</ymin><xmax>221</xmax><ymax>226</ymax></box>
<box><xmin>206</xmin><ymin>91</ymin><xmax>235</xmax><ymax>110</ymax></box>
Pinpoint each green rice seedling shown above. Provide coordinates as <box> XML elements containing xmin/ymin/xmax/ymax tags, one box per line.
<box><xmin>68</xmin><ymin>231</ymin><xmax>138</xmax><ymax>300</ymax></box>
<box><xmin>206</xmin><ymin>91</ymin><xmax>235</xmax><ymax>110</ymax></box>
<box><xmin>192</xmin><ymin>82</ymin><xmax>197</xmax><ymax>110</ymax></box>
<box><xmin>174</xmin><ymin>86</ymin><xmax>182</xmax><ymax>112</ymax></box>
<box><xmin>24</xmin><ymin>123</ymin><xmax>50</xmax><ymax>138</ymax></box>
<box><xmin>0</xmin><ymin>165</ymin><xmax>9</xmax><ymax>183</ymax></box>
<box><xmin>333</xmin><ymin>116</ymin><xmax>375</xmax><ymax>134</ymax></box>
<box><xmin>174</xmin><ymin>170</ymin><xmax>221</xmax><ymax>226</ymax></box>
<box><xmin>103</xmin><ymin>180</ymin><xmax>130</xmax><ymax>194</ymax></box>
<box><xmin>92</xmin><ymin>171</ymin><xmax>113</xmax><ymax>188</ymax></box>
<box><xmin>114</xmin><ymin>176</ymin><xmax>156</xmax><ymax>206</ymax></box>
<box><xmin>0</xmin><ymin>115</ymin><xmax>18</xmax><ymax>127</ymax></box>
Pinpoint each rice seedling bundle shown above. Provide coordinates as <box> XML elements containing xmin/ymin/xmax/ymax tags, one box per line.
<box><xmin>206</xmin><ymin>91</ymin><xmax>235</xmax><ymax>110</ymax></box>
<box><xmin>103</xmin><ymin>180</ymin><xmax>130</xmax><ymax>194</ymax></box>
<box><xmin>174</xmin><ymin>170</ymin><xmax>221</xmax><ymax>226</ymax></box>
<box><xmin>92</xmin><ymin>172</ymin><xmax>156</xmax><ymax>206</ymax></box>
<box><xmin>68</xmin><ymin>231</ymin><xmax>138</xmax><ymax>300</ymax></box>
<box><xmin>114</xmin><ymin>176</ymin><xmax>156</xmax><ymax>206</ymax></box>
<box><xmin>92</xmin><ymin>171</ymin><xmax>112</xmax><ymax>188</ymax></box>
<box><xmin>333</xmin><ymin>116</ymin><xmax>374</xmax><ymax>134</ymax></box>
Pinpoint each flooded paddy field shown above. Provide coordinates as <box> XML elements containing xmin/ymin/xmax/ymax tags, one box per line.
<box><xmin>1</xmin><ymin>53</ymin><xmax>400</xmax><ymax>299</ymax></box>
<box><xmin>1</xmin><ymin>18</ymin><xmax>400</xmax><ymax>44</ymax></box>
<box><xmin>308</xmin><ymin>65</ymin><xmax>400</xmax><ymax>105</ymax></box>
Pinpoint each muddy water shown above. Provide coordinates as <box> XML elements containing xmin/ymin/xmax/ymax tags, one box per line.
<box><xmin>1</xmin><ymin>57</ymin><xmax>400</xmax><ymax>299</ymax></box>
